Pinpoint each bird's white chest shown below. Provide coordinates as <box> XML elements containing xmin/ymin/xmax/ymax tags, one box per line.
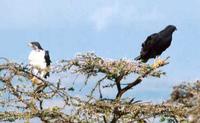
<box><xmin>28</xmin><ymin>50</ymin><xmax>46</xmax><ymax>69</ymax></box>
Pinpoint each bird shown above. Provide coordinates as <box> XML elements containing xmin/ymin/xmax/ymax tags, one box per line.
<box><xmin>135</xmin><ymin>25</ymin><xmax>177</xmax><ymax>63</ymax></box>
<box><xmin>28</xmin><ymin>41</ymin><xmax>51</xmax><ymax>79</ymax></box>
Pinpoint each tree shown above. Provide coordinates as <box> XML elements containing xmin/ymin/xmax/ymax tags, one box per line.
<box><xmin>0</xmin><ymin>53</ymin><xmax>189</xmax><ymax>123</ymax></box>
<box><xmin>168</xmin><ymin>80</ymin><xmax>200</xmax><ymax>123</ymax></box>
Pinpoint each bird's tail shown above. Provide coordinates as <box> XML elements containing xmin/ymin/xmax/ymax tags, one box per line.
<box><xmin>134</xmin><ymin>56</ymin><xmax>148</xmax><ymax>63</ymax></box>
<box><xmin>44</xmin><ymin>72</ymin><xmax>50</xmax><ymax>79</ymax></box>
<box><xmin>134</xmin><ymin>56</ymin><xmax>141</xmax><ymax>61</ymax></box>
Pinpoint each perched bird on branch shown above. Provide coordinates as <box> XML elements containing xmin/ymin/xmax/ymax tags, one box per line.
<box><xmin>135</xmin><ymin>25</ymin><xmax>177</xmax><ymax>63</ymax></box>
<box><xmin>28</xmin><ymin>42</ymin><xmax>51</xmax><ymax>80</ymax></box>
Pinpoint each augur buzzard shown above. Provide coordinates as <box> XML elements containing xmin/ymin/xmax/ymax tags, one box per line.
<box><xmin>135</xmin><ymin>25</ymin><xmax>177</xmax><ymax>62</ymax></box>
<box><xmin>28</xmin><ymin>42</ymin><xmax>51</xmax><ymax>78</ymax></box>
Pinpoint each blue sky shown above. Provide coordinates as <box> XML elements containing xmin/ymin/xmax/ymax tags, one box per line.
<box><xmin>0</xmin><ymin>0</ymin><xmax>200</xmax><ymax>102</ymax></box>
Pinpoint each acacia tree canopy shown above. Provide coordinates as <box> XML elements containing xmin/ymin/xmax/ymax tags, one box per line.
<box><xmin>0</xmin><ymin>53</ymin><xmax>195</xmax><ymax>123</ymax></box>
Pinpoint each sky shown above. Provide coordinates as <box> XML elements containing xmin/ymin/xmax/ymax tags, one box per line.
<box><xmin>0</xmin><ymin>0</ymin><xmax>200</xmax><ymax>104</ymax></box>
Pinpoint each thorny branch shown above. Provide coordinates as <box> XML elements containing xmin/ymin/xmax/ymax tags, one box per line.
<box><xmin>0</xmin><ymin>53</ymin><xmax>193</xmax><ymax>122</ymax></box>
<box><xmin>116</xmin><ymin>57</ymin><xmax>169</xmax><ymax>99</ymax></box>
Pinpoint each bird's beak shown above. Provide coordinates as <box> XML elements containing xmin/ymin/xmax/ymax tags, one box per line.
<box><xmin>28</xmin><ymin>43</ymin><xmax>32</xmax><ymax>47</ymax></box>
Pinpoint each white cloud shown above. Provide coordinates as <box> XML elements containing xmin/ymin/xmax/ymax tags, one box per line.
<box><xmin>90</xmin><ymin>1</ymin><xmax>165</xmax><ymax>31</ymax></box>
<box><xmin>90</xmin><ymin>6</ymin><xmax>116</xmax><ymax>31</ymax></box>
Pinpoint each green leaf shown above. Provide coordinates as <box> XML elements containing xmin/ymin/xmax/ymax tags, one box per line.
<box><xmin>160</xmin><ymin>116</ymin><xmax>166</xmax><ymax>122</ymax></box>
<box><xmin>18</xmin><ymin>77</ymin><xmax>24</xmax><ymax>82</ymax></box>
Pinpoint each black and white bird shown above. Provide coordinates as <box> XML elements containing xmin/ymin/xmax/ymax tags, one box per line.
<box><xmin>28</xmin><ymin>42</ymin><xmax>51</xmax><ymax>79</ymax></box>
<box><xmin>135</xmin><ymin>25</ymin><xmax>177</xmax><ymax>63</ymax></box>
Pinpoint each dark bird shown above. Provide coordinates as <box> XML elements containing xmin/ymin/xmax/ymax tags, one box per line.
<box><xmin>135</xmin><ymin>25</ymin><xmax>177</xmax><ymax>62</ymax></box>
<box><xmin>28</xmin><ymin>42</ymin><xmax>51</xmax><ymax>79</ymax></box>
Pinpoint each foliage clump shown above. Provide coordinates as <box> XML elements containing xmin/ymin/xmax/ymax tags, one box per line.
<box><xmin>168</xmin><ymin>80</ymin><xmax>200</xmax><ymax>122</ymax></box>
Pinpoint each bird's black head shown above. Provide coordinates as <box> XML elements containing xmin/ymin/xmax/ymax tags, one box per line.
<box><xmin>165</xmin><ymin>25</ymin><xmax>177</xmax><ymax>32</ymax></box>
<box><xmin>28</xmin><ymin>42</ymin><xmax>43</xmax><ymax>50</ymax></box>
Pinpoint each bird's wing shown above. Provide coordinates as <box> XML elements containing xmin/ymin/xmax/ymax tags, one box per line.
<box><xmin>44</xmin><ymin>50</ymin><xmax>51</xmax><ymax>66</ymax></box>
<box><xmin>142</xmin><ymin>33</ymin><xmax>161</xmax><ymax>50</ymax></box>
